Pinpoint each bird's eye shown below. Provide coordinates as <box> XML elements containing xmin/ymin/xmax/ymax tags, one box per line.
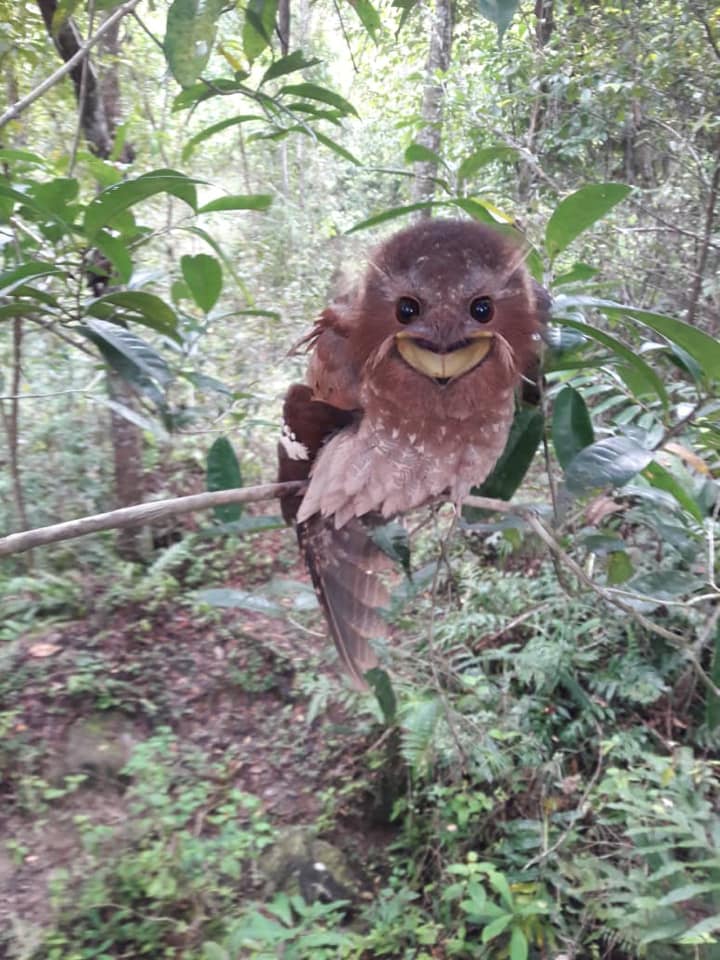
<box><xmin>396</xmin><ymin>297</ymin><xmax>420</xmax><ymax>324</ymax></box>
<box><xmin>470</xmin><ymin>296</ymin><xmax>494</xmax><ymax>323</ymax></box>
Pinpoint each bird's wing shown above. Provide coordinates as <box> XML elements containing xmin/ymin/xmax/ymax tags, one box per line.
<box><xmin>299</xmin><ymin>513</ymin><xmax>394</xmax><ymax>689</ymax></box>
<box><xmin>279</xmin><ymin>354</ymin><xmax>393</xmax><ymax>689</ymax></box>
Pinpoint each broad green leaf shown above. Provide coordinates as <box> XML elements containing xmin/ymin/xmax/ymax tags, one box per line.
<box><xmin>607</xmin><ymin>550</ymin><xmax>634</xmax><ymax>585</ymax></box>
<box><xmin>365</xmin><ymin>668</ymin><xmax>397</xmax><ymax>724</ymax></box>
<box><xmin>0</xmin><ymin>261</ymin><xmax>65</xmax><ymax>296</ymax></box>
<box><xmin>182</xmin><ymin>115</ymin><xmax>263</xmax><ymax>161</ymax></box>
<box><xmin>615</xmin><ymin>305</ymin><xmax>720</xmax><ymax>383</ymax></box>
<box><xmin>279</xmin><ymin>82</ymin><xmax>358</xmax><ymax>116</ymax></box>
<box><xmin>554</xmin><ymin>314</ymin><xmax>668</xmax><ymax>405</ymax></box>
<box><xmin>552</xmin><ymin>386</ymin><xmax>594</xmax><ymax>468</ymax></box>
<box><xmin>371</xmin><ymin>522</ymin><xmax>411</xmax><ymax>576</ymax></box>
<box><xmin>477</xmin><ymin>0</ymin><xmax>521</xmax><ymax>37</ymax></box>
<box><xmin>180</xmin><ymin>371</ymin><xmax>232</xmax><ymax>395</ymax></box>
<box><xmin>207</xmin><ymin>436</ymin><xmax>243</xmax><ymax>523</ymax></box>
<box><xmin>312</xmin><ymin>131</ymin><xmax>361</xmax><ymax>165</ymax></box>
<box><xmin>243</xmin><ymin>0</ymin><xmax>279</xmax><ymax>63</ymax></box>
<box><xmin>173</xmin><ymin>76</ymin><xmax>248</xmax><ymax>110</ymax></box>
<box><xmin>582</xmin><ymin>533</ymin><xmax>626</xmax><ymax>554</ymax></box>
<box><xmin>551</xmin><ymin>263</ymin><xmax>598</xmax><ymax>286</ymax></box>
<box><xmin>487</xmin><ymin>871</ymin><xmax>514</xmax><ymax>910</ymax></box>
<box><xmin>0</xmin><ymin>148</ymin><xmax>48</xmax><ymax>167</ymax></box>
<box><xmin>509</xmin><ymin>926</ymin><xmax>529</xmax><ymax>960</ymax></box>
<box><xmin>164</xmin><ymin>0</ymin><xmax>225</xmax><ymax>87</ymax></box>
<box><xmin>458</xmin><ymin>146</ymin><xmax>517</xmax><ymax>182</ymax></box>
<box><xmin>349</xmin><ymin>0</ymin><xmax>382</xmax><ymax>37</ymax></box>
<box><xmin>194</xmin><ymin>588</ymin><xmax>281</xmax><ymax>613</ymax></box>
<box><xmin>84</xmin><ymin>170</ymin><xmax>199</xmax><ymax>238</ymax></box>
<box><xmin>643</xmin><ymin>461</ymin><xmax>703</xmax><ymax>523</ymax></box>
<box><xmin>626</xmin><ymin>570</ymin><xmax>706</xmax><ymax>598</ymax></box>
<box><xmin>86</xmin><ymin>292</ymin><xmax>180</xmax><ymax>341</ymax></box>
<box><xmin>82</xmin><ymin>318</ymin><xmax>172</xmax><ymax>386</ymax></box>
<box><xmin>198</xmin><ymin>193</ymin><xmax>273</xmax><ymax>214</ymax></box>
<box><xmin>545</xmin><ymin>184</ymin><xmax>631</xmax><ymax>259</ymax></box>
<box><xmin>93</xmin><ymin>230</ymin><xmax>133</xmax><ymax>284</ymax></box>
<box><xmin>559</xmin><ymin>295</ymin><xmax>720</xmax><ymax>383</ymax></box>
<box><xmin>564</xmin><ymin>436</ymin><xmax>653</xmax><ymax>494</ymax></box>
<box><xmin>404</xmin><ymin>143</ymin><xmax>445</xmax><ymax>167</ymax></box>
<box><xmin>452</xmin><ymin>197</ymin><xmax>501</xmax><ymax>225</ymax></box>
<box><xmin>203</xmin><ymin>942</ymin><xmax>229</xmax><ymax>960</ymax></box>
<box><xmin>466</xmin><ymin>406</ymin><xmax>544</xmax><ymax>514</ymax></box>
<box><xmin>261</xmin><ymin>51</ymin><xmax>321</xmax><ymax>84</ymax></box>
<box><xmin>181</xmin><ymin>253</ymin><xmax>223</xmax><ymax>313</ymax></box>
<box><xmin>28</xmin><ymin>177</ymin><xmax>79</xmax><ymax>216</ymax></box>
<box><xmin>481</xmin><ymin>914</ymin><xmax>513</xmax><ymax>942</ymax></box>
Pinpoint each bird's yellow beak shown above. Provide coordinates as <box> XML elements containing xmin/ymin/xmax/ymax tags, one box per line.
<box><xmin>395</xmin><ymin>329</ymin><xmax>494</xmax><ymax>381</ymax></box>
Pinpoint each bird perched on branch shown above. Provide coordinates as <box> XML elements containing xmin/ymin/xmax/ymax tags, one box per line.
<box><xmin>278</xmin><ymin>218</ymin><xmax>543</xmax><ymax>687</ymax></box>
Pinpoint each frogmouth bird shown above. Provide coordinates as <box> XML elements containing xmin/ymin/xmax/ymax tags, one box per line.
<box><xmin>278</xmin><ymin>218</ymin><xmax>543</xmax><ymax>687</ymax></box>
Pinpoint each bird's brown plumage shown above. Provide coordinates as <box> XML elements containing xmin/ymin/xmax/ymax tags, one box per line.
<box><xmin>278</xmin><ymin>218</ymin><xmax>543</xmax><ymax>686</ymax></box>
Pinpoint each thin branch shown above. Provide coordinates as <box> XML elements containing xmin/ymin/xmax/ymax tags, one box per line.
<box><xmin>0</xmin><ymin>0</ymin><xmax>142</xmax><ymax>130</ymax></box>
<box><xmin>0</xmin><ymin>482</ymin><xmax>304</xmax><ymax>557</ymax></box>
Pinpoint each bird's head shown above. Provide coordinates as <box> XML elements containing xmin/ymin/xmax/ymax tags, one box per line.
<box><xmin>350</xmin><ymin>219</ymin><xmax>540</xmax><ymax>410</ymax></box>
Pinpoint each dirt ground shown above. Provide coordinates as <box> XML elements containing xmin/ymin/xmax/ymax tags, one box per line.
<box><xmin>0</xmin><ymin>525</ymin><xmax>388</xmax><ymax>955</ymax></box>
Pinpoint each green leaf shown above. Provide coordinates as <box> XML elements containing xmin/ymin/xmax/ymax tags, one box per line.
<box><xmin>551</xmin><ymin>263</ymin><xmax>599</xmax><ymax>286</ymax></box>
<box><xmin>194</xmin><ymin>588</ymin><xmax>282</xmax><ymax>613</ymax></box>
<box><xmin>365</xmin><ymin>668</ymin><xmax>397</xmax><ymax>724</ymax></box>
<box><xmin>554</xmin><ymin>313</ymin><xmax>668</xmax><ymax>405</ymax></box>
<box><xmin>466</xmin><ymin>407</ymin><xmax>544</xmax><ymax>513</ymax></box>
<box><xmin>203</xmin><ymin>942</ymin><xmax>229</xmax><ymax>960</ymax></box>
<box><xmin>616</xmin><ymin>305</ymin><xmax>720</xmax><ymax>383</ymax></box>
<box><xmin>181</xmin><ymin>253</ymin><xmax>223</xmax><ymax>313</ymax></box>
<box><xmin>552</xmin><ymin>386</ymin><xmax>594</xmax><ymax>469</ymax></box>
<box><xmin>243</xmin><ymin>0</ymin><xmax>279</xmax><ymax>63</ymax></box>
<box><xmin>481</xmin><ymin>914</ymin><xmax>513</xmax><ymax>942</ymax></box>
<box><xmin>458</xmin><ymin>146</ymin><xmax>518</xmax><ymax>182</ymax></box>
<box><xmin>164</xmin><ymin>0</ymin><xmax>225</xmax><ymax>87</ymax></box>
<box><xmin>81</xmin><ymin>319</ymin><xmax>172</xmax><ymax>388</ymax></box>
<box><xmin>312</xmin><ymin>131</ymin><xmax>361</xmax><ymax>165</ymax></box>
<box><xmin>198</xmin><ymin>193</ymin><xmax>273</xmax><ymax>214</ymax></box>
<box><xmin>404</xmin><ymin>143</ymin><xmax>445</xmax><ymax>167</ymax></box>
<box><xmin>84</xmin><ymin>170</ymin><xmax>199</xmax><ymax>238</ymax></box>
<box><xmin>487</xmin><ymin>871</ymin><xmax>514</xmax><ymax>910</ymax></box>
<box><xmin>279</xmin><ymin>82</ymin><xmax>358</xmax><ymax>116</ymax></box>
<box><xmin>0</xmin><ymin>148</ymin><xmax>48</xmax><ymax>167</ymax></box>
<box><xmin>545</xmin><ymin>184</ymin><xmax>632</xmax><ymax>260</ymax></box>
<box><xmin>477</xmin><ymin>0</ymin><xmax>521</xmax><ymax>37</ymax></box>
<box><xmin>0</xmin><ymin>261</ymin><xmax>65</xmax><ymax>296</ymax></box>
<box><xmin>93</xmin><ymin>229</ymin><xmax>133</xmax><ymax>284</ymax></box>
<box><xmin>207</xmin><ymin>436</ymin><xmax>243</xmax><ymax>523</ymax></box>
<box><xmin>642</xmin><ymin>461</ymin><xmax>703</xmax><ymax>523</ymax></box>
<box><xmin>349</xmin><ymin>0</ymin><xmax>382</xmax><ymax>38</ymax></box>
<box><xmin>181</xmin><ymin>115</ymin><xmax>263</xmax><ymax>161</ymax></box>
<box><xmin>564</xmin><ymin>436</ymin><xmax>653</xmax><ymax>494</ymax></box>
<box><xmin>261</xmin><ymin>51</ymin><xmax>321</xmax><ymax>84</ymax></box>
<box><xmin>371</xmin><ymin>522</ymin><xmax>411</xmax><ymax>576</ymax></box>
<box><xmin>607</xmin><ymin>550</ymin><xmax>634</xmax><ymax>585</ymax></box>
<box><xmin>173</xmin><ymin>76</ymin><xmax>248</xmax><ymax>110</ymax></box>
<box><xmin>509</xmin><ymin>926</ymin><xmax>529</xmax><ymax>960</ymax></box>
<box><xmin>86</xmin><ymin>292</ymin><xmax>180</xmax><ymax>341</ymax></box>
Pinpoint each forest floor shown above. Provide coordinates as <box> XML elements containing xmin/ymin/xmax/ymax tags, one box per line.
<box><xmin>0</xmin><ymin>521</ymin><xmax>390</xmax><ymax>956</ymax></box>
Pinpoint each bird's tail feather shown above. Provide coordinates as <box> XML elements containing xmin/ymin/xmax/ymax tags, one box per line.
<box><xmin>298</xmin><ymin>514</ymin><xmax>393</xmax><ymax>689</ymax></box>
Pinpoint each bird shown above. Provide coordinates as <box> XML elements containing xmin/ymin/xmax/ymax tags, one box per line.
<box><xmin>278</xmin><ymin>218</ymin><xmax>544</xmax><ymax>687</ymax></box>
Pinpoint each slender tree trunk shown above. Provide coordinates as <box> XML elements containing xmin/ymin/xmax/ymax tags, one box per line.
<box><xmin>411</xmin><ymin>0</ymin><xmax>453</xmax><ymax>214</ymax></box>
<box><xmin>277</xmin><ymin>0</ymin><xmax>290</xmax><ymax>55</ymax></box>
<box><xmin>36</xmin><ymin>0</ymin><xmax>146</xmax><ymax>559</ymax></box>
<box><xmin>1</xmin><ymin>320</ymin><xmax>31</xmax><ymax>542</ymax></box>
<box><xmin>36</xmin><ymin>0</ymin><xmax>114</xmax><ymax>156</ymax></box>
<box><xmin>517</xmin><ymin>0</ymin><xmax>554</xmax><ymax>202</ymax></box>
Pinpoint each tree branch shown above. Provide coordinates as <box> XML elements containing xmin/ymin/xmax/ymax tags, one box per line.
<box><xmin>0</xmin><ymin>481</ymin><xmax>304</xmax><ymax>557</ymax></box>
<box><xmin>0</xmin><ymin>0</ymin><xmax>142</xmax><ymax>131</ymax></box>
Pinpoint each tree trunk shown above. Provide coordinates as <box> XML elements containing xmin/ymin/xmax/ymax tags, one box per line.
<box><xmin>411</xmin><ymin>0</ymin><xmax>453</xmax><ymax>214</ymax></box>
<box><xmin>36</xmin><ymin>0</ymin><xmax>114</xmax><ymax>156</ymax></box>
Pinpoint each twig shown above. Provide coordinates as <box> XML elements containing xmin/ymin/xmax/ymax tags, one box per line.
<box><xmin>0</xmin><ymin>481</ymin><xmax>304</xmax><ymax>557</ymax></box>
<box><xmin>0</xmin><ymin>0</ymin><xmax>142</xmax><ymax>130</ymax></box>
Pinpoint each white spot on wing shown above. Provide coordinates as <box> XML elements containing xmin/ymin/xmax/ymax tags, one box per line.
<box><xmin>279</xmin><ymin>434</ymin><xmax>309</xmax><ymax>461</ymax></box>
